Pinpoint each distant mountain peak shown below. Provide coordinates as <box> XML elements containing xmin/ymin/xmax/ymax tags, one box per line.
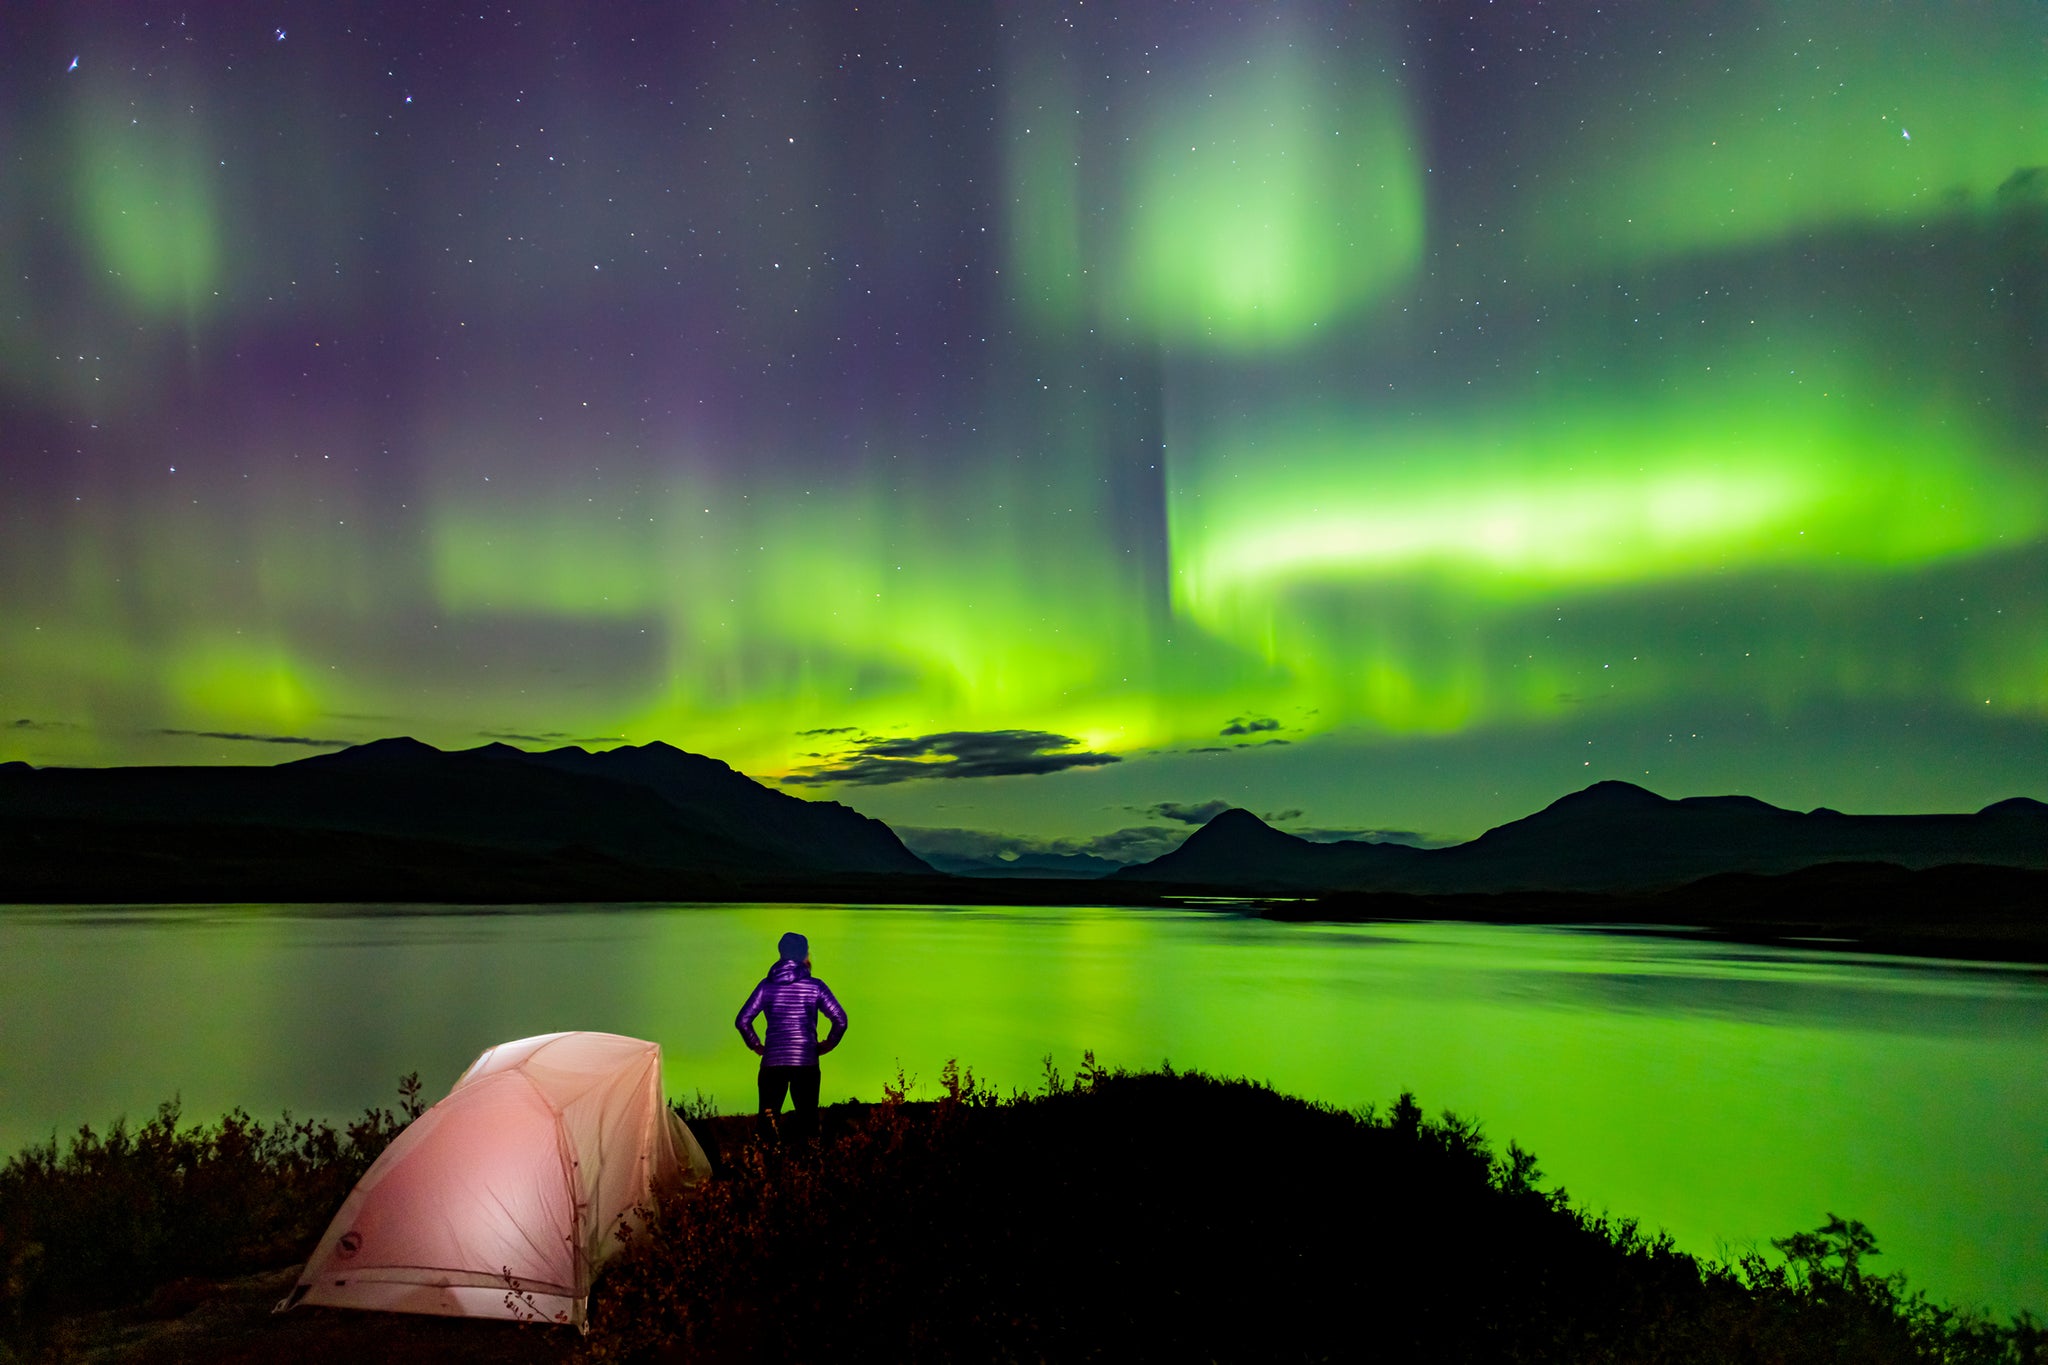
<box><xmin>578</xmin><ymin>739</ymin><xmax>731</xmax><ymax>772</ymax></box>
<box><xmin>1571</xmin><ymin>780</ymin><xmax>1665</xmax><ymax>804</ymax></box>
<box><xmin>1202</xmin><ymin>807</ymin><xmax>1272</xmax><ymax>831</ymax></box>
<box><xmin>1522</xmin><ymin>781</ymin><xmax>1670</xmax><ymax>819</ymax></box>
<box><xmin>1174</xmin><ymin>807</ymin><xmax>1305</xmax><ymax>855</ymax></box>
<box><xmin>467</xmin><ymin>741</ymin><xmax>528</xmax><ymax>759</ymax></box>
<box><xmin>1981</xmin><ymin>796</ymin><xmax>2048</xmax><ymax>816</ymax></box>
<box><xmin>356</xmin><ymin>735</ymin><xmax>436</xmax><ymax>754</ymax></box>
<box><xmin>297</xmin><ymin>736</ymin><xmax>442</xmax><ymax>767</ymax></box>
<box><xmin>1675</xmin><ymin>793</ymin><xmax>1784</xmax><ymax>814</ymax></box>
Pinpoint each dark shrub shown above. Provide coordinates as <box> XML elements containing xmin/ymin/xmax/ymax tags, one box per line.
<box><xmin>586</xmin><ymin>1060</ymin><xmax>2044</xmax><ymax>1363</ymax></box>
<box><xmin>0</xmin><ymin>1074</ymin><xmax>423</xmax><ymax>1336</ymax></box>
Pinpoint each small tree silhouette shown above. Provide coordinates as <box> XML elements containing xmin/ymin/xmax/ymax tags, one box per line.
<box><xmin>1773</xmin><ymin>1213</ymin><xmax>1883</xmax><ymax>1292</ymax></box>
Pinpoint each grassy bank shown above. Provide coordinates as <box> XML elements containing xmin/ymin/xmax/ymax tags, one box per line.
<box><xmin>3</xmin><ymin>1064</ymin><xmax>2042</xmax><ymax>1362</ymax></box>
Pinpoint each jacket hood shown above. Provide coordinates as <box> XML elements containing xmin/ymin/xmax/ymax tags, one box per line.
<box><xmin>768</xmin><ymin>958</ymin><xmax>808</xmax><ymax>982</ymax></box>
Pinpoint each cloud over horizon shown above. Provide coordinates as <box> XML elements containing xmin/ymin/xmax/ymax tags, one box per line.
<box><xmin>891</xmin><ymin>802</ymin><xmax>1451</xmax><ymax>869</ymax></box>
<box><xmin>156</xmin><ymin>729</ymin><xmax>353</xmax><ymax>749</ymax></box>
<box><xmin>782</xmin><ymin>729</ymin><xmax>1121</xmax><ymax>786</ymax></box>
<box><xmin>1136</xmin><ymin>799</ymin><xmax>1452</xmax><ymax>847</ymax></box>
<box><xmin>1291</xmin><ymin>826</ymin><xmax>1454</xmax><ymax>848</ymax></box>
<box><xmin>895</xmin><ymin>823</ymin><xmax>1187</xmax><ymax>867</ymax></box>
<box><xmin>1187</xmin><ymin>737</ymin><xmax>1292</xmax><ymax>753</ymax></box>
<box><xmin>1149</xmin><ymin>799</ymin><xmax>1235</xmax><ymax>826</ymax></box>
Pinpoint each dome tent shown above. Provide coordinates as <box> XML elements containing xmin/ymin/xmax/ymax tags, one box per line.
<box><xmin>279</xmin><ymin>1031</ymin><xmax>710</xmax><ymax>1331</ymax></box>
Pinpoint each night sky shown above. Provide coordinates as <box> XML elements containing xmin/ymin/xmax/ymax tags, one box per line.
<box><xmin>3</xmin><ymin>1</ymin><xmax>2043</xmax><ymax>862</ymax></box>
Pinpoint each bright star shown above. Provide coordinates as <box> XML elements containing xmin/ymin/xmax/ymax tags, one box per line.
<box><xmin>67</xmin><ymin>55</ymin><xmax>79</xmax><ymax>72</ymax></box>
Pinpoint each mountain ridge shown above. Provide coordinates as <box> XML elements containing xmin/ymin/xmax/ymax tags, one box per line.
<box><xmin>1113</xmin><ymin>782</ymin><xmax>2048</xmax><ymax>894</ymax></box>
<box><xmin>0</xmin><ymin>736</ymin><xmax>931</xmax><ymax>897</ymax></box>
<box><xmin>3</xmin><ymin>742</ymin><xmax>2042</xmax><ymax>907</ymax></box>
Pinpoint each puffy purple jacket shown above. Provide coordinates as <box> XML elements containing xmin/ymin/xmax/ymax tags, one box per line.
<box><xmin>735</xmin><ymin>959</ymin><xmax>847</xmax><ymax>1067</ymax></box>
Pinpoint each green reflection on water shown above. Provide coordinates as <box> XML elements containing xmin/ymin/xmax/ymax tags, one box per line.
<box><xmin>1</xmin><ymin>904</ymin><xmax>2042</xmax><ymax>1318</ymax></box>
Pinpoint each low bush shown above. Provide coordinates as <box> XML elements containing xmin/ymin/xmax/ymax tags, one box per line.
<box><xmin>588</xmin><ymin>1059</ymin><xmax>2044</xmax><ymax>1364</ymax></box>
<box><xmin>0</xmin><ymin>1075</ymin><xmax>422</xmax><ymax>1338</ymax></box>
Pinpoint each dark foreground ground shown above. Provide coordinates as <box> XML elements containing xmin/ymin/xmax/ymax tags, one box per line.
<box><xmin>6</xmin><ymin>1067</ymin><xmax>2043</xmax><ymax>1364</ymax></box>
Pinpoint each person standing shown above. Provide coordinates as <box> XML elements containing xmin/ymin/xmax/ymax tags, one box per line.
<box><xmin>735</xmin><ymin>931</ymin><xmax>847</xmax><ymax>1137</ymax></box>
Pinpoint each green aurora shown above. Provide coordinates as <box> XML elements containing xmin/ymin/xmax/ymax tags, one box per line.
<box><xmin>1</xmin><ymin>1</ymin><xmax>2043</xmax><ymax>845</ymax></box>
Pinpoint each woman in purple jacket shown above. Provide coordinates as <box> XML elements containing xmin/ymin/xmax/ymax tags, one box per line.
<box><xmin>735</xmin><ymin>931</ymin><xmax>848</xmax><ymax>1134</ymax></box>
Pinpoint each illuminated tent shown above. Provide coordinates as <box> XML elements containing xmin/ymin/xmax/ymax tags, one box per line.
<box><xmin>279</xmin><ymin>1031</ymin><xmax>711</xmax><ymax>1331</ymax></box>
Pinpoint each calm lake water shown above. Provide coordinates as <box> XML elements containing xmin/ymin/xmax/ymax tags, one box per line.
<box><xmin>2</xmin><ymin>903</ymin><xmax>2043</xmax><ymax>1317</ymax></box>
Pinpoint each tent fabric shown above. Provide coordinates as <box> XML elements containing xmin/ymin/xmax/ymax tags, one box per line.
<box><xmin>281</xmin><ymin>1031</ymin><xmax>710</xmax><ymax>1331</ymax></box>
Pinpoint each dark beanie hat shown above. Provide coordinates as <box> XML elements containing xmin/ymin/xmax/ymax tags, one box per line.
<box><xmin>778</xmin><ymin>931</ymin><xmax>809</xmax><ymax>961</ymax></box>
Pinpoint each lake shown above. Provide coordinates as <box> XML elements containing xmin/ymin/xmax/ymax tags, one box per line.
<box><xmin>2</xmin><ymin>902</ymin><xmax>2043</xmax><ymax>1318</ymax></box>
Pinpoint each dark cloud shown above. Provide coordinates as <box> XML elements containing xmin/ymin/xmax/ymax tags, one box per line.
<box><xmin>781</xmin><ymin>729</ymin><xmax>1120</xmax><ymax>786</ymax></box>
<box><xmin>894</xmin><ymin>827</ymin><xmax>1025</xmax><ymax>861</ymax></box>
<box><xmin>1184</xmin><ymin>737</ymin><xmax>1291</xmax><ymax>753</ymax></box>
<box><xmin>1220</xmin><ymin>715</ymin><xmax>1282</xmax><ymax>736</ymax></box>
<box><xmin>1148</xmin><ymin>799</ymin><xmax>1235</xmax><ymax>826</ymax></box>
<box><xmin>11</xmin><ymin>718</ymin><xmax>73</xmax><ymax>730</ymax></box>
<box><xmin>478</xmin><ymin>730</ymin><xmax>624</xmax><ymax>745</ymax></box>
<box><xmin>1265</xmin><ymin>808</ymin><xmax>1305</xmax><ymax>823</ymax></box>
<box><xmin>1289</xmin><ymin>826</ymin><xmax>1458</xmax><ymax>849</ymax></box>
<box><xmin>1997</xmin><ymin>165</ymin><xmax>2046</xmax><ymax>203</ymax></box>
<box><xmin>157</xmin><ymin>729</ymin><xmax>352</xmax><ymax>748</ymax></box>
<box><xmin>1077</xmin><ymin>826</ymin><xmax>1187</xmax><ymax>862</ymax></box>
<box><xmin>796</xmin><ymin>725</ymin><xmax>861</xmax><ymax>736</ymax></box>
<box><xmin>1188</xmin><ymin>746</ymin><xmax>1232</xmax><ymax>754</ymax></box>
<box><xmin>896</xmin><ymin>823</ymin><xmax>1187</xmax><ymax>866</ymax></box>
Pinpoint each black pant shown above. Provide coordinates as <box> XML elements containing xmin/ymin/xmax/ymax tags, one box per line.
<box><xmin>758</xmin><ymin>1064</ymin><xmax>821</xmax><ymax>1116</ymax></box>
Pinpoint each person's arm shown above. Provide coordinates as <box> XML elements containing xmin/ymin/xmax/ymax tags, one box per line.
<box><xmin>815</xmin><ymin>981</ymin><xmax>848</xmax><ymax>1054</ymax></box>
<box><xmin>735</xmin><ymin>982</ymin><xmax>769</xmax><ymax>1055</ymax></box>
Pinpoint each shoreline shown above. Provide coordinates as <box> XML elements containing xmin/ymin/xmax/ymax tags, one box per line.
<box><xmin>8</xmin><ymin>868</ymin><xmax>2045</xmax><ymax>967</ymax></box>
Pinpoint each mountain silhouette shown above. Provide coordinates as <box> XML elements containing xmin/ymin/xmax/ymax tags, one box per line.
<box><xmin>0</xmin><ymin>737</ymin><xmax>929</xmax><ymax>901</ymax></box>
<box><xmin>1114</xmin><ymin>782</ymin><xmax>2048</xmax><ymax>894</ymax></box>
<box><xmin>5</xmin><ymin>747</ymin><xmax>2043</xmax><ymax>920</ymax></box>
<box><xmin>311</xmin><ymin>737</ymin><xmax>925</xmax><ymax>877</ymax></box>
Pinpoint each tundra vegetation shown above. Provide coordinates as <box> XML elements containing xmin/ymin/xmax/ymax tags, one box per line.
<box><xmin>2</xmin><ymin>1063</ymin><xmax>2042</xmax><ymax>1362</ymax></box>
